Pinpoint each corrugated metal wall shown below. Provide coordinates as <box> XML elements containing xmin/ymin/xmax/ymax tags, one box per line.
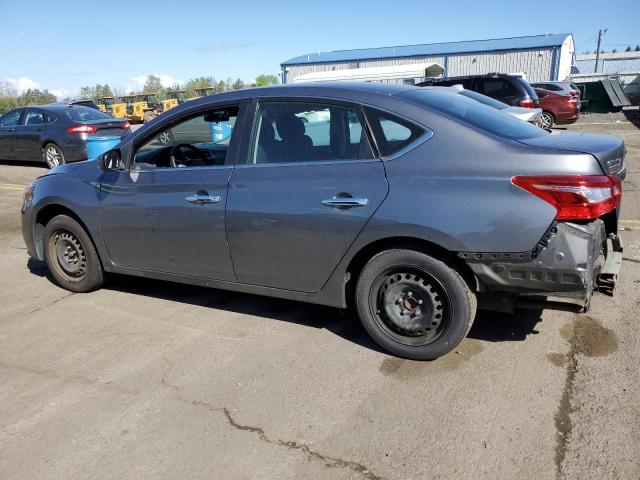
<box><xmin>446</xmin><ymin>49</ymin><xmax>553</xmax><ymax>82</ymax></box>
<box><xmin>284</xmin><ymin>49</ymin><xmax>555</xmax><ymax>83</ymax></box>
<box><xmin>286</xmin><ymin>61</ymin><xmax>357</xmax><ymax>83</ymax></box>
<box><xmin>358</xmin><ymin>55</ymin><xmax>445</xmax><ymax>68</ymax></box>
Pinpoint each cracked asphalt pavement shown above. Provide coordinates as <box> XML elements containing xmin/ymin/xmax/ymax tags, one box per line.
<box><xmin>1</xmin><ymin>115</ymin><xmax>639</xmax><ymax>479</ymax></box>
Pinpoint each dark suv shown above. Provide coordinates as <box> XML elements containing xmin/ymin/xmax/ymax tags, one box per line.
<box><xmin>418</xmin><ymin>73</ymin><xmax>539</xmax><ymax>108</ymax></box>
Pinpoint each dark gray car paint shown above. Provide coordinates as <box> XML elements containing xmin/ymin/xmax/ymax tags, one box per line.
<box><xmin>22</xmin><ymin>83</ymin><xmax>625</xmax><ymax>309</ymax></box>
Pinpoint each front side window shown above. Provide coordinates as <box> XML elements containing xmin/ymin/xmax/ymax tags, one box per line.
<box><xmin>133</xmin><ymin>106</ymin><xmax>240</xmax><ymax>169</ymax></box>
<box><xmin>364</xmin><ymin>107</ymin><xmax>425</xmax><ymax>157</ymax></box>
<box><xmin>0</xmin><ymin>110</ymin><xmax>21</xmax><ymax>127</ymax></box>
<box><xmin>24</xmin><ymin>111</ymin><xmax>44</xmax><ymax>125</ymax></box>
<box><xmin>250</xmin><ymin>101</ymin><xmax>373</xmax><ymax>164</ymax></box>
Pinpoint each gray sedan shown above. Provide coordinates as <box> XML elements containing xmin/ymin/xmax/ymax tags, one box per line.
<box><xmin>21</xmin><ymin>83</ymin><xmax>625</xmax><ymax>359</ymax></box>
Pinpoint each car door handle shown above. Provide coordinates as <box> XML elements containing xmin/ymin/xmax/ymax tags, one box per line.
<box><xmin>185</xmin><ymin>193</ymin><xmax>221</xmax><ymax>205</ymax></box>
<box><xmin>321</xmin><ymin>196</ymin><xmax>369</xmax><ymax>208</ymax></box>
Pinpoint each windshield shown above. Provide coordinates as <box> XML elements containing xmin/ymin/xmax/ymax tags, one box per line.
<box><xmin>104</xmin><ymin>98</ymin><xmax>113</xmax><ymax>107</ymax></box>
<box><xmin>65</xmin><ymin>106</ymin><xmax>113</xmax><ymax>121</ymax></box>
<box><xmin>404</xmin><ymin>89</ymin><xmax>547</xmax><ymax>140</ymax></box>
<box><xmin>457</xmin><ymin>90</ymin><xmax>509</xmax><ymax>110</ymax></box>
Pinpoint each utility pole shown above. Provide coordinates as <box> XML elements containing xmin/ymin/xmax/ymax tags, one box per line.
<box><xmin>594</xmin><ymin>28</ymin><xmax>607</xmax><ymax>73</ymax></box>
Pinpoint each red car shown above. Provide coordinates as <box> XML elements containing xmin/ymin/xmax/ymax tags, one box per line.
<box><xmin>534</xmin><ymin>88</ymin><xmax>579</xmax><ymax>128</ymax></box>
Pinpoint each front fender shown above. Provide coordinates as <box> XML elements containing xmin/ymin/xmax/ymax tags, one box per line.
<box><xmin>22</xmin><ymin>162</ymin><xmax>109</xmax><ymax>265</ymax></box>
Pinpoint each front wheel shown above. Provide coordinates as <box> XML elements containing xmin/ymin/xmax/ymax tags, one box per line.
<box><xmin>43</xmin><ymin>214</ymin><xmax>104</xmax><ymax>292</ymax></box>
<box><xmin>42</xmin><ymin>143</ymin><xmax>66</xmax><ymax>169</ymax></box>
<box><xmin>356</xmin><ymin>249</ymin><xmax>476</xmax><ymax>360</ymax></box>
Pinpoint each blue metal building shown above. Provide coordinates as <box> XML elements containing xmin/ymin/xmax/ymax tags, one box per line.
<box><xmin>281</xmin><ymin>33</ymin><xmax>575</xmax><ymax>84</ymax></box>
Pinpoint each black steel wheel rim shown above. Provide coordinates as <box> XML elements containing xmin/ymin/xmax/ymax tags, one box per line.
<box><xmin>53</xmin><ymin>230</ymin><xmax>87</xmax><ymax>278</ymax></box>
<box><xmin>368</xmin><ymin>266</ymin><xmax>452</xmax><ymax>346</ymax></box>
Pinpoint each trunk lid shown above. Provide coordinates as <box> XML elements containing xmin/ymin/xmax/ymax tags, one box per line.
<box><xmin>83</xmin><ymin>118</ymin><xmax>129</xmax><ymax>137</ymax></box>
<box><xmin>503</xmin><ymin>106</ymin><xmax>542</xmax><ymax>123</ymax></box>
<box><xmin>517</xmin><ymin>131</ymin><xmax>626</xmax><ymax>179</ymax></box>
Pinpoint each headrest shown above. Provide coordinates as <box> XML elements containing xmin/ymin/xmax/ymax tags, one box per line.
<box><xmin>275</xmin><ymin>115</ymin><xmax>305</xmax><ymax>140</ymax></box>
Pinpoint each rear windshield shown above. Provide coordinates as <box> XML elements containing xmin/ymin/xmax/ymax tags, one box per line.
<box><xmin>515</xmin><ymin>77</ymin><xmax>539</xmax><ymax>100</ymax></box>
<box><xmin>403</xmin><ymin>89</ymin><xmax>547</xmax><ymax>140</ymax></box>
<box><xmin>64</xmin><ymin>106</ymin><xmax>112</xmax><ymax>121</ymax></box>
<box><xmin>458</xmin><ymin>90</ymin><xmax>508</xmax><ymax>110</ymax></box>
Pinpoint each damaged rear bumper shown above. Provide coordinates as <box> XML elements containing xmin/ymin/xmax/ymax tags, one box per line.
<box><xmin>459</xmin><ymin>220</ymin><xmax>622</xmax><ymax>310</ymax></box>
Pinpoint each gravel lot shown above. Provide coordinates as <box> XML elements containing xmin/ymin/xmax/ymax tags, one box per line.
<box><xmin>1</xmin><ymin>116</ymin><xmax>639</xmax><ymax>480</ymax></box>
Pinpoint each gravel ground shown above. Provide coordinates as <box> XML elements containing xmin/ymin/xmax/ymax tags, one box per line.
<box><xmin>0</xmin><ymin>115</ymin><xmax>638</xmax><ymax>480</ymax></box>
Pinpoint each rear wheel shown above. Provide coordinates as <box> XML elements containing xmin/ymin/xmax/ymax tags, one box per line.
<box><xmin>43</xmin><ymin>214</ymin><xmax>104</xmax><ymax>292</ymax></box>
<box><xmin>541</xmin><ymin>111</ymin><xmax>555</xmax><ymax>129</ymax></box>
<box><xmin>42</xmin><ymin>143</ymin><xmax>66</xmax><ymax>169</ymax></box>
<box><xmin>356</xmin><ymin>249</ymin><xmax>476</xmax><ymax>360</ymax></box>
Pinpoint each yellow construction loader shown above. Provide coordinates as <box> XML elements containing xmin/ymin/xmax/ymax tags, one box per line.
<box><xmin>188</xmin><ymin>87</ymin><xmax>217</xmax><ymax>101</ymax></box>
<box><xmin>112</xmin><ymin>93</ymin><xmax>161</xmax><ymax>123</ymax></box>
<box><xmin>96</xmin><ymin>96</ymin><xmax>114</xmax><ymax>114</ymax></box>
<box><xmin>159</xmin><ymin>90</ymin><xmax>187</xmax><ymax>114</ymax></box>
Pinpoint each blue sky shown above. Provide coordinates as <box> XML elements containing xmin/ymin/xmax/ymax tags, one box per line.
<box><xmin>0</xmin><ymin>0</ymin><xmax>637</xmax><ymax>98</ymax></box>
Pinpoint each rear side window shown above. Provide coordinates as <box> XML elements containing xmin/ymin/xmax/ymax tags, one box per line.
<box><xmin>364</xmin><ymin>107</ymin><xmax>425</xmax><ymax>157</ymax></box>
<box><xmin>65</xmin><ymin>106</ymin><xmax>112</xmax><ymax>121</ymax></box>
<box><xmin>250</xmin><ymin>101</ymin><xmax>373</xmax><ymax>164</ymax></box>
<box><xmin>24</xmin><ymin>111</ymin><xmax>44</xmax><ymax>125</ymax></box>
<box><xmin>481</xmin><ymin>79</ymin><xmax>518</xmax><ymax>97</ymax></box>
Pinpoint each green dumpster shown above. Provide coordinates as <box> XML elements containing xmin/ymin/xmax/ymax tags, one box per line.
<box><xmin>576</xmin><ymin>79</ymin><xmax>631</xmax><ymax>113</ymax></box>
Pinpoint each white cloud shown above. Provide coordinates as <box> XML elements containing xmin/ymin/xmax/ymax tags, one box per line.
<box><xmin>5</xmin><ymin>76</ymin><xmax>41</xmax><ymax>93</ymax></box>
<box><xmin>130</xmin><ymin>74</ymin><xmax>183</xmax><ymax>91</ymax></box>
<box><xmin>50</xmin><ymin>89</ymin><xmax>69</xmax><ymax>99</ymax></box>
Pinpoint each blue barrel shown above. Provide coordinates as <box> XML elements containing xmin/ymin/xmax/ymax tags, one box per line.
<box><xmin>86</xmin><ymin>136</ymin><xmax>121</xmax><ymax>160</ymax></box>
<box><xmin>209</xmin><ymin>121</ymin><xmax>232</xmax><ymax>143</ymax></box>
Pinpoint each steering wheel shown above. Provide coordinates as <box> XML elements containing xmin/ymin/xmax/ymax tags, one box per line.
<box><xmin>169</xmin><ymin>143</ymin><xmax>205</xmax><ymax>168</ymax></box>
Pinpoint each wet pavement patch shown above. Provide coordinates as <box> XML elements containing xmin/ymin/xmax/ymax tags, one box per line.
<box><xmin>379</xmin><ymin>339</ymin><xmax>483</xmax><ymax>379</ymax></box>
<box><xmin>546</xmin><ymin>352</ymin><xmax>568</xmax><ymax>368</ymax></box>
<box><xmin>554</xmin><ymin>316</ymin><xmax>618</xmax><ymax>478</ymax></box>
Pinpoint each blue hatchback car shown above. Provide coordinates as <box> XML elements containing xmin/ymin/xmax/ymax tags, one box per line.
<box><xmin>21</xmin><ymin>83</ymin><xmax>625</xmax><ymax>359</ymax></box>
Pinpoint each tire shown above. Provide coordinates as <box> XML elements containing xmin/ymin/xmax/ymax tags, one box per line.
<box><xmin>43</xmin><ymin>214</ymin><xmax>104</xmax><ymax>293</ymax></box>
<box><xmin>356</xmin><ymin>249</ymin><xmax>476</xmax><ymax>360</ymax></box>
<box><xmin>541</xmin><ymin>111</ymin><xmax>555</xmax><ymax>129</ymax></box>
<box><xmin>157</xmin><ymin>130</ymin><xmax>174</xmax><ymax>145</ymax></box>
<box><xmin>143</xmin><ymin>111</ymin><xmax>156</xmax><ymax>123</ymax></box>
<box><xmin>42</xmin><ymin>143</ymin><xmax>66</xmax><ymax>169</ymax></box>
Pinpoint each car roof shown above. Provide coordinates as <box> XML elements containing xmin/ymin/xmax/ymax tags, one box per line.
<box><xmin>41</xmin><ymin>104</ymin><xmax>96</xmax><ymax>111</ymax></box>
<box><xmin>188</xmin><ymin>82</ymin><xmax>418</xmax><ymax>104</ymax></box>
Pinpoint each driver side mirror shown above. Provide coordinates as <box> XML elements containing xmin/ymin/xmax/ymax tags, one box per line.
<box><xmin>100</xmin><ymin>149</ymin><xmax>124</xmax><ymax>170</ymax></box>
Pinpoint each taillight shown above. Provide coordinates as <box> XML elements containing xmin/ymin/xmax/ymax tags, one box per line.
<box><xmin>519</xmin><ymin>98</ymin><xmax>535</xmax><ymax>108</ymax></box>
<box><xmin>121</xmin><ymin>121</ymin><xmax>130</xmax><ymax>130</ymax></box>
<box><xmin>512</xmin><ymin>175</ymin><xmax>622</xmax><ymax>221</ymax></box>
<box><xmin>66</xmin><ymin>125</ymin><xmax>97</xmax><ymax>134</ymax></box>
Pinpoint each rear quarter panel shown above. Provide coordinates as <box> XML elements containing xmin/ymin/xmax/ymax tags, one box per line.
<box><xmin>359</xmin><ymin>105</ymin><xmax>604</xmax><ymax>254</ymax></box>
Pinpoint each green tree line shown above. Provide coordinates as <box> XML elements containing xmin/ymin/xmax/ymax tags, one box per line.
<box><xmin>582</xmin><ymin>45</ymin><xmax>640</xmax><ymax>55</ymax></box>
<box><xmin>0</xmin><ymin>74</ymin><xmax>278</xmax><ymax>113</ymax></box>
<box><xmin>0</xmin><ymin>82</ymin><xmax>57</xmax><ymax>113</ymax></box>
